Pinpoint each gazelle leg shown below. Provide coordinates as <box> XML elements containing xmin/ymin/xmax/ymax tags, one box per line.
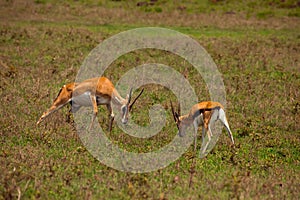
<box><xmin>193</xmin><ymin>123</ymin><xmax>198</xmax><ymax>152</ymax></box>
<box><xmin>201</xmin><ymin>109</ymin><xmax>215</xmax><ymax>154</ymax></box>
<box><xmin>89</xmin><ymin>94</ymin><xmax>98</xmax><ymax>130</ymax></box>
<box><xmin>201</xmin><ymin>114</ymin><xmax>210</xmax><ymax>154</ymax></box>
<box><xmin>201</xmin><ymin>126</ymin><xmax>212</xmax><ymax>155</ymax></box>
<box><xmin>201</xmin><ymin>111</ymin><xmax>211</xmax><ymax>154</ymax></box>
<box><xmin>208</xmin><ymin>124</ymin><xmax>213</xmax><ymax>139</ymax></box>
<box><xmin>201</xmin><ymin>126</ymin><xmax>206</xmax><ymax>147</ymax></box>
<box><xmin>201</xmin><ymin>130</ymin><xmax>206</xmax><ymax>155</ymax></box>
<box><xmin>219</xmin><ymin>109</ymin><xmax>234</xmax><ymax>144</ymax></box>
<box><xmin>106</xmin><ymin>103</ymin><xmax>114</xmax><ymax>132</ymax></box>
<box><xmin>201</xmin><ymin>109</ymin><xmax>220</xmax><ymax>155</ymax></box>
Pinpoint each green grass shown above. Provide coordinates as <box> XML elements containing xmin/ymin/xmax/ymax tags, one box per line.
<box><xmin>33</xmin><ymin>0</ymin><xmax>300</xmax><ymax>18</ymax></box>
<box><xmin>1</xmin><ymin>0</ymin><xmax>299</xmax><ymax>199</ymax></box>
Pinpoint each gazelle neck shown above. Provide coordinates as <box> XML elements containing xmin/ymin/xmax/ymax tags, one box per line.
<box><xmin>111</xmin><ymin>89</ymin><xmax>127</xmax><ymax>107</ymax></box>
<box><xmin>179</xmin><ymin>114</ymin><xmax>193</xmax><ymax>124</ymax></box>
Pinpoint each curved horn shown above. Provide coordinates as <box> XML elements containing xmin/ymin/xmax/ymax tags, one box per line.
<box><xmin>127</xmin><ymin>88</ymin><xmax>133</xmax><ymax>105</ymax></box>
<box><xmin>170</xmin><ymin>101</ymin><xmax>179</xmax><ymax>123</ymax></box>
<box><xmin>129</xmin><ymin>88</ymin><xmax>144</xmax><ymax>111</ymax></box>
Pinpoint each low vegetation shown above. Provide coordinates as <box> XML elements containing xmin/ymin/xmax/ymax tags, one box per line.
<box><xmin>1</xmin><ymin>0</ymin><xmax>299</xmax><ymax>199</ymax></box>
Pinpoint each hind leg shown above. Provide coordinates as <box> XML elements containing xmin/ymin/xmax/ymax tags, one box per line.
<box><xmin>106</xmin><ymin>103</ymin><xmax>114</xmax><ymax>132</ymax></box>
<box><xmin>200</xmin><ymin>118</ymin><xmax>212</xmax><ymax>156</ymax></box>
<box><xmin>219</xmin><ymin>109</ymin><xmax>234</xmax><ymax>144</ymax></box>
<box><xmin>200</xmin><ymin>111</ymin><xmax>213</xmax><ymax>155</ymax></box>
<box><xmin>193</xmin><ymin>123</ymin><xmax>198</xmax><ymax>152</ymax></box>
<box><xmin>89</xmin><ymin>95</ymin><xmax>98</xmax><ymax>130</ymax></box>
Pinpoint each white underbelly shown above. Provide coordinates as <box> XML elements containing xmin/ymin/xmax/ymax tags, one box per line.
<box><xmin>72</xmin><ymin>92</ymin><xmax>110</xmax><ymax>106</ymax></box>
<box><xmin>96</xmin><ymin>97</ymin><xmax>110</xmax><ymax>105</ymax></box>
<box><xmin>72</xmin><ymin>92</ymin><xmax>93</xmax><ymax>106</ymax></box>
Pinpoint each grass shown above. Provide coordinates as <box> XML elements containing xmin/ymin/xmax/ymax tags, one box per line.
<box><xmin>1</xmin><ymin>0</ymin><xmax>300</xmax><ymax>199</ymax></box>
<box><xmin>32</xmin><ymin>0</ymin><xmax>300</xmax><ymax>17</ymax></box>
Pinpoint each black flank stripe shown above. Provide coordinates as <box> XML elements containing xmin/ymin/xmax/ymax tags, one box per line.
<box><xmin>192</xmin><ymin>106</ymin><xmax>221</xmax><ymax>119</ymax></box>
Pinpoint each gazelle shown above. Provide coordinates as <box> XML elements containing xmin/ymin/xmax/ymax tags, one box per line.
<box><xmin>171</xmin><ymin>101</ymin><xmax>234</xmax><ymax>157</ymax></box>
<box><xmin>37</xmin><ymin>77</ymin><xmax>144</xmax><ymax>131</ymax></box>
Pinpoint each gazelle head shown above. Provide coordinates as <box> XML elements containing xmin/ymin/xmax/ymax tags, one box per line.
<box><xmin>37</xmin><ymin>83</ymin><xmax>75</xmax><ymax>125</ymax></box>
<box><xmin>120</xmin><ymin>88</ymin><xmax>144</xmax><ymax>124</ymax></box>
<box><xmin>170</xmin><ymin>101</ymin><xmax>188</xmax><ymax>137</ymax></box>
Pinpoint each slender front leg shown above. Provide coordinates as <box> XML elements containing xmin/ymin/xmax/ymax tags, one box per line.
<box><xmin>201</xmin><ymin>125</ymin><xmax>206</xmax><ymax>147</ymax></box>
<box><xmin>89</xmin><ymin>94</ymin><xmax>98</xmax><ymax>130</ymax></box>
<box><xmin>106</xmin><ymin>103</ymin><xmax>114</xmax><ymax>132</ymax></box>
<box><xmin>202</xmin><ymin>124</ymin><xmax>213</xmax><ymax>154</ymax></box>
<box><xmin>193</xmin><ymin>122</ymin><xmax>198</xmax><ymax>152</ymax></box>
<box><xmin>194</xmin><ymin>129</ymin><xmax>198</xmax><ymax>152</ymax></box>
<box><xmin>207</xmin><ymin>125</ymin><xmax>213</xmax><ymax>139</ymax></box>
<box><xmin>200</xmin><ymin>111</ymin><xmax>213</xmax><ymax>156</ymax></box>
<box><xmin>200</xmin><ymin>130</ymin><xmax>207</xmax><ymax>156</ymax></box>
<box><xmin>201</xmin><ymin>121</ymin><xmax>212</xmax><ymax>156</ymax></box>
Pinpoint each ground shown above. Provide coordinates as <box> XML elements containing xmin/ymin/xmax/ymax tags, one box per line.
<box><xmin>0</xmin><ymin>0</ymin><xmax>299</xmax><ymax>199</ymax></box>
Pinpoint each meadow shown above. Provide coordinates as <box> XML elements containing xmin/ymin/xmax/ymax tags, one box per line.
<box><xmin>0</xmin><ymin>0</ymin><xmax>299</xmax><ymax>199</ymax></box>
